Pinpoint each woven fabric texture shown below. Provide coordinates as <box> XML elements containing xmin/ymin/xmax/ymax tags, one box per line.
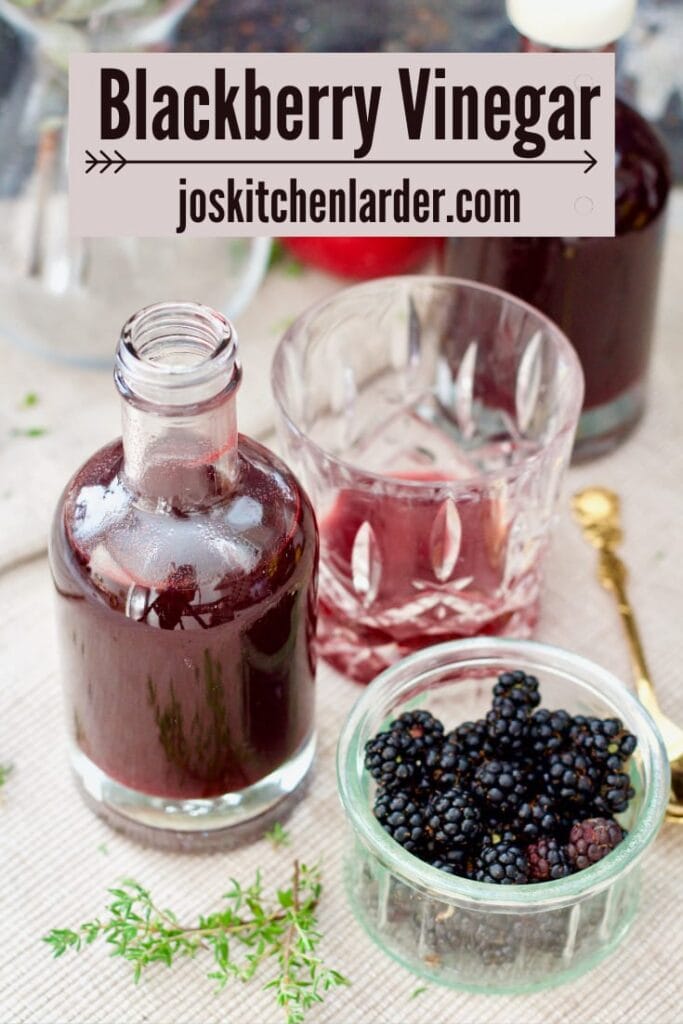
<box><xmin>1</xmin><ymin>216</ymin><xmax>682</xmax><ymax>1024</ymax></box>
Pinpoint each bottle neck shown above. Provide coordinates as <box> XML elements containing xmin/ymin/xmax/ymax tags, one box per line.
<box><xmin>114</xmin><ymin>302</ymin><xmax>241</xmax><ymax>510</ymax></box>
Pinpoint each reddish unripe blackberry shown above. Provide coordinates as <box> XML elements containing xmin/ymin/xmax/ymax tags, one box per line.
<box><xmin>567</xmin><ymin>817</ymin><xmax>625</xmax><ymax>870</ymax></box>
<box><xmin>527</xmin><ymin>836</ymin><xmax>572</xmax><ymax>881</ymax></box>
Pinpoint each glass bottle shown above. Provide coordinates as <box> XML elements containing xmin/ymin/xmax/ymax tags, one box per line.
<box><xmin>443</xmin><ymin>0</ymin><xmax>671</xmax><ymax>460</ymax></box>
<box><xmin>49</xmin><ymin>302</ymin><xmax>318</xmax><ymax>847</ymax></box>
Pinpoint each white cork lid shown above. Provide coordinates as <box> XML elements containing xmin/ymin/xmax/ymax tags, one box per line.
<box><xmin>506</xmin><ymin>0</ymin><xmax>636</xmax><ymax>49</ymax></box>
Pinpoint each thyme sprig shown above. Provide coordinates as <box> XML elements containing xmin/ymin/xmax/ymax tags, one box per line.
<box><xmin>0</xmin><ymin>762</ymin><xmax>13</xmax><ymax>789</ymax></box>
<box><xmin>44</xmin><ymin>860</ymin><xmax>348</xmax><ymax>1024</ymax></box>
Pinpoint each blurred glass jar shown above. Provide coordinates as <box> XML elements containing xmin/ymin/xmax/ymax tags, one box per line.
<box><xmin>0</xmin><ymin>3</ymin><xmax>270</xmax><ymax>366</ymax></box>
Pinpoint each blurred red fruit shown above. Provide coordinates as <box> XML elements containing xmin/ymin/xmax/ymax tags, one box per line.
<box><xmin>280</xmin><ymin>236</ymin><xmax>439</xmax><ymax>279</ymax></box>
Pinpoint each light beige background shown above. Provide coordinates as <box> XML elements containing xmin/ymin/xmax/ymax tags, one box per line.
<box><xmin>0</xmin><ymin>203</ymin><xmax>681</xmax><ymax>1023</ymax></box>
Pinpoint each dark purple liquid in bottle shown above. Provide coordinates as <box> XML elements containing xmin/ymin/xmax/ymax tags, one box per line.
<box><xmin>50</xmin><ymin>436</ymin><xmax>318</xmax><ymax>800</ymax></box>
<box><xmin>444</xmin><ymin>99</ymin><xmax>670</xmax><ymax>455</ymax></box>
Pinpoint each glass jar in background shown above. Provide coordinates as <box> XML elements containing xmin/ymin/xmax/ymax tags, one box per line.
<box><xmin>0</xmin><ymin>4</ymin><xmax>270</xmax><ymax>366</ymax></box>
<box><xmin>49</xmin><ymin>302</ymin><xmax>318</xmax><ymax>846</ymax></box>
<box><xmin>444</xmin><ymin>0</ymin><xmax>672</xmax><ymax>460</ymax></box>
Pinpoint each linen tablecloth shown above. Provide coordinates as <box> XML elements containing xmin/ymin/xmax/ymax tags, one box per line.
<box><xmin>1</xmin><ymin>207</ymin><xmax>682</xmax><ymax>1024</ymax></box>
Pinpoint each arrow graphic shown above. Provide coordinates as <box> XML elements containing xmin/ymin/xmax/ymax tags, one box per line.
<box><xmin>85</xmin><ymin>149</ymin><xmax>128</xmax><ymax>174</ymax></box>
<box><xmin>85</xmin><ymin>149</ymin><xmax>598</xmax><ymax>174</ymax></box>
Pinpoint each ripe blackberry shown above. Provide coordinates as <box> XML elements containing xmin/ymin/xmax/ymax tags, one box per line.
<box><xmin>527</xmin><ymin>836</ymin><xmax>572</xmax><ymax>881</ymax></box>
<box><xmin>593</xmin><ymin>770</ymin><xmax>636</xmax><ymax>815</ymax></box>
<box><xmin>486</xmin><ymin>672</ymin><xmax>540</xmax><ymax>754</ymax></box>
<box><xmin>543</xmin><ymin>749</ymin><xmax>600</xmax><ymax>808</ymax></box>
<box><xmin>364</xmin><ymin>730</ymin><xmax>419</xmax><ymax>792</ymax></box>
<box><xmin>425</xmin><ymin>788</ymin><xmax>482</xmax><ymax>849</ymax></box>
<box><xmin>481</xmin><ymin>825</ymin><xmax>519</xmax><ymax>847</ymax></box>
<box><xmin>527</xmin><ymin>708</ymin><xmax>572</xmax><ymax>757</ymax></box>
<box><xmin>389</xmin><ymin>709</ymin><xmax>445</xmax><ymax>749</ymax></box>
<box><xmin>373</xmin><ymin>791</ymin><xmax>427</xmax><ymax>854</ymax></box>
<box><xmin>569</xmin><ymin>716</ymin><xmax>637</xmax><ymax>769</ymax></box>
<box><xmin>474</xmin><ymin>841</ymin><xmax>529</xmax><ymax>884</ymax></box>
<box><xmin>450</xmin><ymin>719</ymin><xmax>494</xmax><ymax>761</ymax></box>
<box><xmin>567</xmin><ymin>817</ymin><xmax>625</xmax><ymax>870</ymax></box>
<box><xmin>432</xmin><ymin>738</ymin><xmax>475</xmax><ymax>791</ymax></box>
<box><xmin>364</xmin><ymin>710</ymin><xmax>444</xmax><ymax>793</ymax></box>
<box><xmin>472</xmin><ymin>759</ymin><xmax>529</xmax><ymax>818</ymax></box>
<box><xmin>485</xmin><ymin>699</ymin><xmax>530</xmax><ymax>755</ymax></box>
<box><xmin>493</xmin><ymin>670</ymin><xmax>541</xmax><ymax>710</ymax></box>
<box><xmin>511</xmin><ymin>794</ymin><xmax>568</xmax><ymax>842</ymax></box>
<box><xmin>427</xmin><ymin>846</ymin><xmax>473</xmax><ymax>877</ymax></box>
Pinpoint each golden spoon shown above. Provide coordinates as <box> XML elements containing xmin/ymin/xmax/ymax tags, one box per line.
<box><xmin>572</xmin><ymin>486</ymin><xmax>683</xmax><ymax>822</ymax></box>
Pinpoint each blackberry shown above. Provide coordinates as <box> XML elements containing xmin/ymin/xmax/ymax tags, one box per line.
<box><xmin>389</xmin><ymin>709</ymin><xmax>445</xmax><ymax>749</ymax></box>
<box><xmin>427</xmin><ymin>846</ymin><xmax>473</xmax><ymax>877</ymax></box>
<box><xmin>480</xmin><ymin>825</ymin><xmax>519</xmax><ymax>847</ymax></box>
<box><xmin>474</xmin><ymin>841</ymin><xmax>529</xmax><ymax>884</ymax></box>
<box><xmin>485</xmin><ymin>699</ymin><xmax>530</xmax><ymax>755</ymax></box>
<box><xmin>425</xmin><ymin>788</ymin><xmax>482</xmax><ymax>849</ymax></box>
<box><xmin>364</xmin><ymin>710</ymin><xmax>444</xmax><ymax>793</ymax></box>
<box><xmin>432</xmin><ymin>738</ymin><xmax>476</xmax><ymax>791</ymax></box>
<box><xmin>511</xmin><ymin>794</ymin><xmax>568</xmax><ymax>842</ymax></box>
<box><xmin>544</xmin><ymin>749</ymin><xmax>600</xmax><ymax>808</ymax></box>
<box><xmin>493</xmin><ymin>670</ymin><xmax>541</xmax><ymax>710</ymax></box>
<box><xmin>527</xmin><ymin>836</ymin><xmax>572</xmax><ymax>881</ymax></box>
<box><xmin>567</xmin><ymin>817</ymin><xmax>625</xmax><ymax>870</ymax></box>
<box><xmin>432</xmin><ymin>720</ymin><xmax>494</xmax><ymax>790</ymax></box>
<box><xmin>373</xmin><ymin>791</ymin><xmax>427</xmax><ymax>854</ymax></box>
<box><xmin>473</xmin><ymin>759</ymin><xmax>529</xmax><ymax>818</ymax></box>
<box><xmin>364</xmin><ymin>730</ymin><xmax>418</xmax><ymax>792</ymax></box>
<box><xmin>593</xmin><ymin>769</ymin><xmax>636</xmax><ymax>815</ymax></box>
<box><xmin>486</xmin><ymin>672</ymin><xmax>540</xmax><ymax>754</ymax></box>
<box><xmin>570</xmin><ymin>716</ymin><xmax>637</xmax><ymax>769</ymax></box>
<box><xmin>451</xmin><ymin>719</ymin><xmax>494</xmax><ymax>761</ymax></box>
<box><xmin>527</xmin><ymin>708</ymin><xmax>572</xmax><ymax>757</ymax></box>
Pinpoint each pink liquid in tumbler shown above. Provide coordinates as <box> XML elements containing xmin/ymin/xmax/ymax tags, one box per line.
<box><xmin>319</xmin><ymin>446</ymin><xmax>542</xmax><ymax>683</ymax></box>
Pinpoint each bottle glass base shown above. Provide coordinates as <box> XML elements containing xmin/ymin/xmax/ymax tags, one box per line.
<box><xmin>70</xmin><ymin>733</ymin><xmax>316</xmax><ymax>851</ymax></box>
<box><xmin>573</xmin><ymin>380</ymin><xmax>645</xmax><ymax>462</ymax></box>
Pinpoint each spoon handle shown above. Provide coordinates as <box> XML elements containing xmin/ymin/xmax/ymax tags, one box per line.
<box><xmin>596</xmin><ymin>548</ymin><xmax>660</xmax><ymax>718</ymax></box>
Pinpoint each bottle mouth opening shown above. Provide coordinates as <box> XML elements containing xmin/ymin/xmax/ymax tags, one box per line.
<box><xmin>116</xmin><ymin>301</ymin><xmax>241</xmax><ymax>408</ymax></box>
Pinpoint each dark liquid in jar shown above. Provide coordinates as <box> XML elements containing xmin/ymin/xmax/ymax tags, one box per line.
<box><xmin>50</xmin><ymin>438</ymin><xmax>318</xmax><ymax>799</ymax></box>
<box><xmin>444</xmin><ymin>100</ymin><xmax>670</xmax><ymax>410</ymax></box>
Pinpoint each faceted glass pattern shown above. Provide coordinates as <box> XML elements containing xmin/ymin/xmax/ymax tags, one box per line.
<box><xmin>272</xmin><ymin>278</ymin><xmax>584</xmax><ymax>683</ymax></box>
<box><xmin>337</xmin><ymin>639</ymin><xmax>669</xmax><ymax>991</ymax></box>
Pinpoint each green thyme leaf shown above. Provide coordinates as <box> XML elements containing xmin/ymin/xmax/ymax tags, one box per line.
<box><xmin>265</xmin><ymin>822</ymin><xmax>291</xmax><ymax>849</ymax></box>
<box><xmin>44</xmin><ymin>861</ymin><xmax>349</xmax><ymax>1024</ymax></box>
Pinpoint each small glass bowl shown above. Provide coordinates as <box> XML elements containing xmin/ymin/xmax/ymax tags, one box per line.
<box><xmin>336</xmin><ymin>638</ymin><xmax>669</xmax><ymax>993</ymax></box>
